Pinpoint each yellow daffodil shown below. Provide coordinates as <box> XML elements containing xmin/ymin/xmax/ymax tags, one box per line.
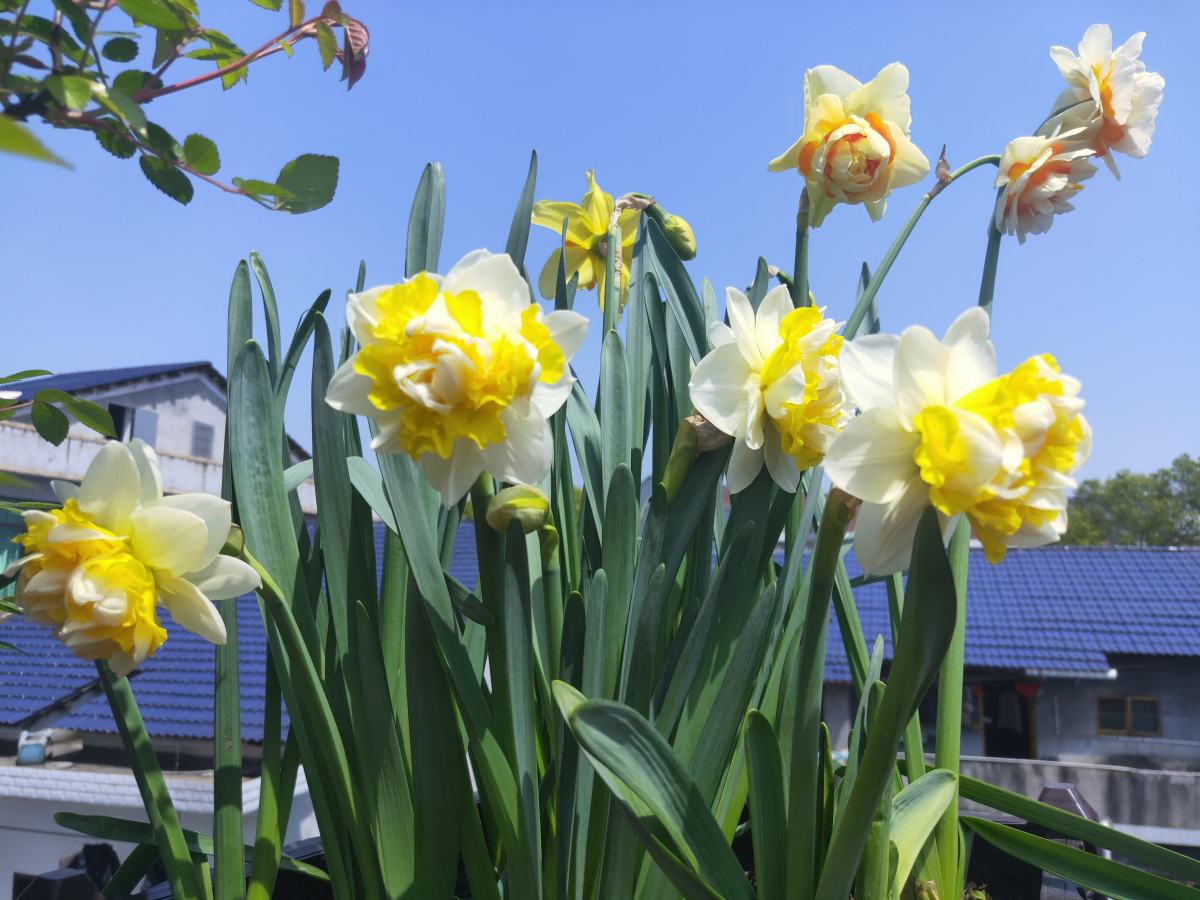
<box><xmin>325</xmin><ymin>249</ymin><xmax>589</xmax><ymax>505</ymax></box>
<box><xmin>531</xmin><ymin>170</ymin><xmax>640</xmax><ymax>309</ymax></box>
<box><xmin>768</xmin><ymin>63</ymin><xmax>930</xmax><ymax>227</ymax></box>
<box><xmin>994</xmin><ymin>132</ymin><xmax>1096</xmax><ymax>243</ymax></box>
<box><xmin>824</xmin><ymin>308</ymin><xmax>1089</xmax><ymax>575</ymax></box>
<box><xmin>688</xmin><ymin>285</ymin><xmax>850</xmax><ymax>493</ymax></box>
<box><xmin>5</xmin><ymin>441</ymin><xmax>261</xmax><ymax>675</ymax></box>
<box><xmin>1044</xmin><ymin>24</ymin><xmax>1164</xmax><ymax>177</ymax></box>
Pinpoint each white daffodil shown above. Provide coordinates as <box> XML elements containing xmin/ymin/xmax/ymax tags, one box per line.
<box><xmin>825</xmin><ymin>308</ymin><xmax>1089</xmax><ymax>574</ymax></box>
<box><xmin>768</xmin><ymin>63</ymin><xmax>930</xmax><ymax>227</ymax></box>
<box><xmin>325</xmin><ymin>249</ymin><xmax>589</xmax><ymax>506</ymax></box>
<box><xmin>6</xmin><ymin>440</ymin><xmax>261</xmax><ymax>675</ymax></box>
<box><xmin>1044</xmin><ymin>24</ymin><xmax>1164</xmax><ymax>177</ymax></box>
<box><xmin>994</xmin><ymin>131</ymin><xmax>1097</xmax><ymax>243</ymax></box>
<box><xmin>688</xmin><ymin>284</ymin><xmax>850</xmax><ymax>494</ymax></box>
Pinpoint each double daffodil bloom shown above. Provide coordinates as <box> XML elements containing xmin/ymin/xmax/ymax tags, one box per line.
<box><xmin>531</xmin><ymin>170</ymin><xmax>640</xmax><ymax>310</ymax></box>
<box><xmin>6</xmin><ymin>440</ymin><xmax>261</xmax><ymax>675</ymax></box>
<box><xmin>824</xmin><ymin>308</ymin><xmax>1089</xmax><ymax>574</ymax></box>
<box><xmin>1045</xmin><ymin>24</ymin><xmax>1165</xmax><ymax>177</ymax></box>
<box><xmin>768</xmin><ymin>63</ymin><xmax>930</xmax><ymax>227</ymax></box>
<box><xmin>325</xmin><ymin>249</ymin><xmax>589</xmax><ymax>506</ymax></box>
<box><xmin>994</xmin><ymin>131</ymin><xmax>1097</xmax><ymax>243</ymax></box>
<box><xmin>689</xmin><ymin>285</ymin><xmax>850</xmax><ymax>493</ymax></box>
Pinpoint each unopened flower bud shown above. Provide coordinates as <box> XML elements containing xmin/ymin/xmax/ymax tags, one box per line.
<box><xmin>539</xmin><ymin>525</ymin><xmax>560</xmax><ymax>568</ymax></box>
<box><xmin>486</xmin><ymin>485</ymin><xmax>551</xmax><ymax>535</ymax></box>
<box><xmin>643</xmin><ymin>203</ymin><xmax>697</xmax><ymax>260</ymax></box>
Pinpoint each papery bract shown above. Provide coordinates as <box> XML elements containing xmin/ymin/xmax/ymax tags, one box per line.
<box><xmin>1044</xmin><ymin>24</ymin><xmax>1164</xmax><ymax>177</ymax></box>
<box><xmin>325</xmin><ymin>249</ymin><xmax>588</xmax><ymax>505</ymax></box>
<box><xmin>531</xmin><ymin>170</ymin><xmax>640</xmax><ymax>309</ymax></box>
<box><xmin>6</xmin><ymin>440</ymin><xmax>261</xmax><ymax>675</ymax></box>
<box><xmin>824</xmin><ymin>308</ymin><xmax>1089</xmax><ymax>574</ymax></box>
<box><xmin>689</xmin><ymin>284</ymin><xmax>850</xmax><ymax>493</ymax></box>
<box><xmin>768</xmin><ymin>63</ymin><xmax>930</xmax><ymax>226</ymax></box>
<box><xmin>993</xmin><ymin>132</ymin><xmax>1096</xmax><ymax>243</ymax></box>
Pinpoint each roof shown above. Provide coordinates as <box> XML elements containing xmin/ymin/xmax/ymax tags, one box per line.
<box><xmin>4</xmin><ymin>362</ymin><xmax>217</xmax><ymax>403</ymax></box>
<box><xmin>1</xmin><ymin>529</ymin><xmax>1198</xmax><ymax>743</ymax></box>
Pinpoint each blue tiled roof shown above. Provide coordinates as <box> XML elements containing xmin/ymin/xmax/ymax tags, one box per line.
<box><xmin>823</xmin><ymin>546</ymin><xmax>1200</xmax><ymax>683</ymax></box>
<box><xmin>2</xmin><ymin>528</ymin><xmax>1198</xmax><ymax>742</ymax></box>
<box><xmin>4</xmin><ymin>363</ymin><xmax>215</xmax><ymax>402</ymax></box>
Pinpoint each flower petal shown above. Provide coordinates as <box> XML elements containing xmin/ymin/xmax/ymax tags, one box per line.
<box><xmin>768</xmin><ymin>135</ymin><xmax>808</xmax><ymax>173</ymax></box>
<box><xmin>127</xmin><ymin>439</ymin><xmax>163</xmax><ymax>505</ymax></box>
<box><xmin>530</xmin><ymin>375</ymin><xmax>574</xmax><ymax>419</ymax></box>
<box><xmin>942</xmin><ymin>307</ymin><xmax>996</xmax><ymax>401</ymax></box>
<box><xmin>157</xmin><ymin>493</ymin><xmax>232</xmax><ymax>572</ymax></box>
<box><xmin>725</xmin><ymin>288</ymin><xmax>761</xmax><ymax>368</ymax></box>
<box><xmin>543</xmin><ymin>309</ymin><xmax>589</xmax><ymax>363</ymax></box>
<box><xmin>847</xmin><ymin>61</ymin><xmax>911</xmax><ymax>129</ymax></box>
<box><xmin>443</xmin><ymin>250</ymin><xmax>530</xmax><ymax>323</ymax></box>
<box><xmin>129</xmin><ymin>505</ymin><xmax>209</xmax><ymax>577</ymax></box>
<box><xmin>51</xmin><ymin>480</ymin><xmax>79</xmax><ymax>504</ymax></box>
<box><xmin>418</xmin><ymin>443</ymin><xmax>486</xmax><ymax>508</ymax></box>
<box><xmin>688</xmin><ymin>342</ymin><xmax>751</xmax><ymax>436</ymax></box>
<box><xmin>852</xmin><ymin>478</ymin><xmax>938</xmax><ymax>576</ymax></box>
<box><xmin>485</xmin><ymin>405</ymin><xmax>553</xmax><ymax>487</ymax></box>
<box><xmin>823</xmin><ymin>406</ymin><xmax>919</xmax><ymax>504</ymax></box>
<box><xmin>727</xmin><ymin>437</ymin><xmax>763</xmax><ymax>495</ymax></box>
<box><xmin>77</xmin><ymin>442</ymin><xmax>141</xmax><ymax>533</ymax></box>
<box><xmin>840</xmin><ymin>334</ymin><xmax>899</xmax><ymax>411</ymax></box>
<box><xmin>530</xmin><ymin>200</ymin><xmax>594</xmax><ymax>245</ymax></box>
<box><xmin>893</xmin><ymin>325</ymin><xmax>948</xmax><ymax>426</ymax></box>
<box><xmin>325</xmin><ymin>359</ymin><xmax>380</xmax><ymax>416</ymax></box>
<box><xmin>754</xmin><ymin>284</ymin><xmax>793</xmax><ymax>358</ymax></box>
<box><xmin>185</xmin><ymin>555</ymin><xmax>262</xmax><ymax>601</ymax></box>
<box><xmin>763</xmin><ymin>424</ymin><xmax>803</xmax><ymax>493</ymax></box>
<box><xmin>158</xmin><ymin>574</ymin><xmax>227</xmax><ymax>645</ymax></box>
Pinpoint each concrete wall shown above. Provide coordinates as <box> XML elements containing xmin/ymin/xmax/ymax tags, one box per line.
<box><xmin>1034</xmin><ymin>660</ymin><xmax>1200</xmax><ymax>770</ymax></box>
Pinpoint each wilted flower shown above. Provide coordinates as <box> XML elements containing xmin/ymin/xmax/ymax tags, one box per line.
<box><xmin>325</xmin><ymin>249</ymin><xmax>588</xmax><ymax>506</ymax></box>
<box><xmin>531</xmin><ymin>170</ymin><xmax>640</xmax><ymax>309</ymax></box>
<box><xmin>689</xmin><ymin>284</ymin><xmax>850</xmax><ymax>493</ymax></box>
<box><xmin>824</xmin><ymin>308</ymin><xmax>1089</xmax><ymax>574</ymax></box>
<box><xmin>485</xmin><ymin>484</ymin><xmax>551</xmax><ymax>534</ymax></box>
<box><xmin>1045</xmin><ymin>24</ymin><xmax>1164</xmax><ymax>177</ymax></box>
<box><xmin>768</xmin><ymin>63</ymin><xmax>930</xmax><ymax>227</ymax></box>
<box><xmin>993</xmin><ymin>132</ymin><xmax>1096</xmax><ymax>243</ymax></box>
<box><xmin>5</xmin><ymin>441</ymin><xmax>261</xmax><ymax>675</ymax></box>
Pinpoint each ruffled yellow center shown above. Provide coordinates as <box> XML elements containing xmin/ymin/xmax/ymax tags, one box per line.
<box><xmin>913</xmin><ymin>355</ymin><xmax>1088</xmax><ymax>564</ymax></box>
<box><xmin>758</xmin><ymin>306</ymin><xmax>846</xmax><ymax>467</ymax></box>
<box><xmin>14</xmin><ymin>500</ymin><xmax>167</xmax><ymax>662</ymax></box>
<box><xmin>353</xmin><ymin>274</ymin><xmax>564</xmax><ymax>460</ymax></box>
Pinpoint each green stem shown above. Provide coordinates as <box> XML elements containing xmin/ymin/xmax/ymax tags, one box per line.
<box><xmin>886</xmin><ymin>573</ymin><xmax>927</xmax><ymax>784</ymax></box>
<box><xmin>602</xmin><ymin>221</ymin><xmax>621</xmax><ymax>334</ymax></box>
<box><xmin>843</xmin><ymin>155</ymin><xmax>1001</xmax><ymax>339</ymax></box>
<box><xmin>933</xmin><ymin>519</ymin><xmax>971</xmax><ymax>898</ymax></box>
<box><xmin>97</xmin><ymin>662</ymin><xmax>207</xmax><ymax>900</ymax></box>
<box><xmin>791</xmin><ymin>190</ymin><xmax>811</xmax><ymax>308</ymax></box>
<box><xmin>976</xmin><ymin>206</ymin><xmax>1003</xmax><ymax>318</ymax></box>
<box><xmin>213</xmin><ymin>596</ymin><xmax>244</xmax><ymax>900</ymax></box>
<box><xmin>785</xmin><ymin>489</ymin><xmax>855</xmax><ymax>900</ymax></box>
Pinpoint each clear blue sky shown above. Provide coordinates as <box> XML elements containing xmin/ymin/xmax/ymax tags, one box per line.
<box><xmin>3</xmin><ymin>1</ymin><xmax>1196</xmax><ymax>480</ymax></box>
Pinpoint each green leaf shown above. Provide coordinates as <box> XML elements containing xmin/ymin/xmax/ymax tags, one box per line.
<box><xmin>50</xmin><ymin>0</ymin><xmax>93</xmax><ymax>42</ymax></box>
<box><xmin>46</xmin><ymin>75</ymin><xmax>95</xmax><ymax>111</ymax></box>
<box><xmin>559</xmin><ymin>694</ymin><xmax>756</xmax><ymax>900</ymax></box>
<box><xmin>144</xmin><ymin>121</ymin><xmax>181</xmax><ymax>160</ymax></box>
<box><xmin>139</xmin><ymin>155</ymin><xmax>193</xmax><ymax>204</ymax></box>
<box><xmin>249</xmin><ymin>0</ymin><xmax>284</xmax><ymax>8</ymax></box>
<box><xmin>102</xmin><ymin>36</ymin><xmax>139</xmax><ymax>62</ymax></box>
<box><xmin>963</xmin><ymin>817</ymin><xmax>1200</xmax><ymax>900</ymax></box>
<box><xmin>599</xmin><ymin>330</ymin><xmax>631</xmax><ymax>499</ymax></box>
<box><xmin>405</xmin><ymin>162</ymin><xmax>446</xmax><ymax>275</ymax></box>
<box><xmin>745</xmin><ymin>711</ymin><xmax>786</xmax><ymax>900</ymax></box>
<box><xmin>888</xmin><ymin>769</ymin><xmax>957</xmax><ymax>900</ymax></box>
<box><xmin>504</xmin><ymin>149</ymin><xmax>537</xmax><ymax>275</ymax></box>
<box><xmin>0</xmin><ymin>116</ymin><xmax>69</xmax><ymax>166</ymax></box>
<box><xmin>274</xmin><ymin>153</ymin><xmax>338</xmax><ymax>213</ymax></box>
<box><xmin>62</xmin><ymin>396</ymin><xmax>115</xmax><ymax>437</ymax></box>
<box><xmin>315</xmin><ymin>21</ymin><xmax>336</xmax><ymax>70</ymax></box>
<box><xmin>183</xmin><ymin>133</ymin><xmax>220</xmax><ymax>175</ymax></box>
<box><xmin>31</xmin><ymin>401</ymin><xmax>69</xmax><ymax>445</ymax></box>
<box><xmin>289</xmin><ymin>0</ymin><xmax>305</xmax><ymax>27</ymax></box>
<box><xmin>95</xmin><ymin>126</ymin><xmax>137</xmax><ymax>159</ymax></box>
<box><xmin>117</xmin><ymin>0</ymin><xmax>185</xmax><ymax>30</ymax></box>
<box><xmin>958</xmin><ymin>774</ymin><xmax>1200</xmax><ymax>885</ymax></box>
<box><xmin>282</xmin><ymin>460</ymin><xmax>312</xmax><ymax>494</ymax></box>
<box><xmin>0</xmin><ymin>369</ymin><xmax>50</xmax><ymax>384</ymax></box>
<box><xmin>97</xmin><ymin>87</ymin><xmax>148</xmax><ymax>136</ymax></box>
<box><xmin>233</xmin><ymin>177</ymin><xmax>291</xmax><ymax>199</ymax></box>
<box><xmin>642</xmin><ymin>216</ymin><xmax>706</xmax><ymax>362</ymax></box>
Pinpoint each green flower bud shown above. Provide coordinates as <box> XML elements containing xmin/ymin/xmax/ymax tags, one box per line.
<box><xmin>643</xmin><ymin>202</ymin><xmax>697</xmax><ymax>260</ymax></box>
<box><xmin>485</xmin><ymin>485</ymin><xmax>551</xmax><ymax>535</ymax></box>
<box><xmin>538</xmin><ymin>525</ymin><xmax>560</xmax><ymax>568</ymax></box>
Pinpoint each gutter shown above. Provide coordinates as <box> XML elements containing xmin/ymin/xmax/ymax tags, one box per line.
<box><xmin>1023</xmin><ymin>666</ymin><xmax>1118</xmax><ymax>681</ymax></box>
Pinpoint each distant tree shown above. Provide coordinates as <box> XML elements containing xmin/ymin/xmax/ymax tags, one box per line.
<box><xmin>1063</xmin><ymin>455</ymin><xmax>1200</xmax><ymax>546</ymax></box>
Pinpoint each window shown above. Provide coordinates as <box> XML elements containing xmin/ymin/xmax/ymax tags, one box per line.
<box><xmin>1096</xmin><ymin>696</ymin><xmax>1161</xmax><ymax>737</ymax></box>
<box><xmin>108</xmin><ymin>404</ymin><xmax>132</xmax><ymax>440</ymax></box>
<box><xmin>131</xmin><ymin>409</ymin><xmax>158</xmax><ymax>446</ymax></box>
<box><xmin>191</xmin><ymin>422</ymin><xmax>216</xmax><ymax>459</ymax></box>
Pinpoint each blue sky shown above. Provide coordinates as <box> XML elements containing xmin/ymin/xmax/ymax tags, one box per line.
<box><xmin>3</xmin><ymin>1</ymin><xmax>1196</xmax><ymax>480</ymax></box>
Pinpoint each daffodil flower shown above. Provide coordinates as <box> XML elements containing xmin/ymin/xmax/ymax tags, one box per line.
<box><xmin>994</xmin><ymin>131</ymin><xmax>1096</xmax><ymax>243</ymax></box>
<box><xmin>824</xmin><ymin>308</ymin><xmax>1089</xmax><ymax>575</ymax></box>
<box><xmin>688</xmin><ymin>285</ymin><xmax>850</xmax><ymax>494</ymax></box>
<box><xmin>5</xmin><ymin>440</ymin><xmax>261</xmax><ymax>675</ymax></box>
<box><xmin>1045</xmin><ymin>24</ymin><xmax>1164</xmax><ymax>177</ymax></box>
<box><xmin>768</xmin><ymin>63</ymin><xmax>930</xmax><ymax>227</ymax></box>
<box><xmin>531</xmin><ymin>170</ymin><xmax>640</xmax><ymax>309</ymax></box>
<box><xmin>325</xmin><ymin>249</ymin><xmax>589</xmax><ymax>506</ymax></box>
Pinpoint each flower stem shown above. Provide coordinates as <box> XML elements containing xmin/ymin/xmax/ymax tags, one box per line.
<box><xmin>790</xmin><ymin>190</ymin><xmax>811</xmax><ymax>308</ymax></box>
<box><xmin>976</xmin><ymin>203</ymin><xmax>1004</xmax><ymax>318</ymax></box>
<box><xmin>843</xmin><ymin>154</ymin><xmax>1000</xmax><ymax>339</ymax></box>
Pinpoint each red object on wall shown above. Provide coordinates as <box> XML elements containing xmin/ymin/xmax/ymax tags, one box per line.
<box><xmin>1015</xmin><ymin>681</ymin><xmax>1039</xmax><ymax>699</ymax></box>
